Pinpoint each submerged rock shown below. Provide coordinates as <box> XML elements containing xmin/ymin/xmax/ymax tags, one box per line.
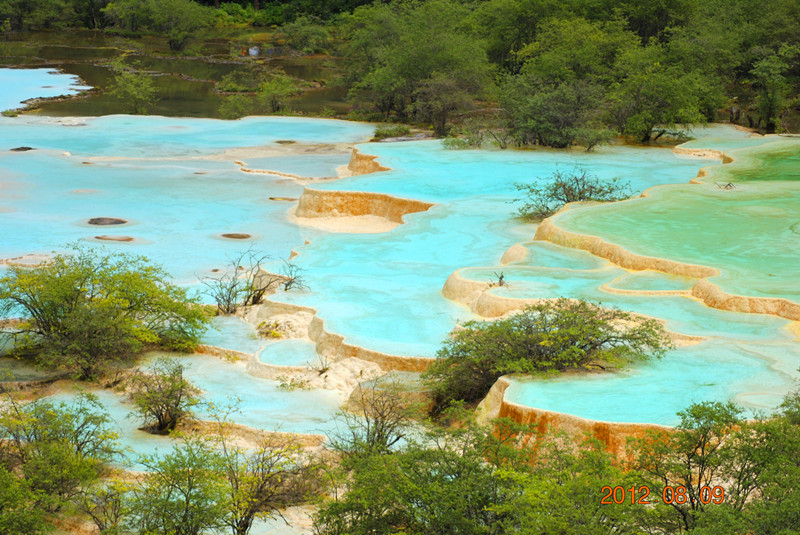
<box><xmin>221</xmin><ymin>233</ymin><xmax>252</xmax><ymax>239</ymax></box>
<box><xmin>94</xmin><ymin>235</ymin><xmax>134</xmax><ymax>242</ymax></box>
<box><xmin>88</xmin><ymin>217</ymin><xmax>127</xmax><ymax>225</ymax></box>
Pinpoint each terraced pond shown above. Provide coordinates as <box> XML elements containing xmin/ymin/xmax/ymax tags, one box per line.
<box><xmin>2</xmin><ymin>68</ymin><xmax>799</xmax><ymax>446</ymax></box>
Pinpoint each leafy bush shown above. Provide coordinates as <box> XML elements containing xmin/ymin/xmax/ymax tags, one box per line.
<box><xmin>103</xmin><ymin>0</ymin><xmax>214</xmax><ymax>51</ymax></box>
<box><xmin>424</xmin><ymin>299</ymin><xmax>671</xmax><ymax>414</ymax></box>
<box><xmin>441</xmin><ymin>136</ymin><xmax>471</xmax><ymax>149</ymax></box>
<box><xmin>280</xmin><ymin>16</ymin><xmax>331</xmax><ymax>54</ymax></box>
<box><xmin>253</xmin><ymin>4</ymin><xmax>286</xmax><ymax>27</ymax></box>
<box><xmin>0</xmin><ymin>467</ymin><xmax>50</xmax><ymax>534</ymax></box>
<box><xmin>0</xmin><ymin>245</ymin><xmax>209</xmax><ymax>380</ymax></box>
<box><xmin>259</xmin><ymin>73</ymin><xmax>301</xmax><ymax>112</ymax></box>
<box><xmin>216</xmin><ymin>69</ymin><xmax>267</xmax><ymax>93</ymax></box>
<box><xmin>0</xmin><ymin>392</ymin><xmax>120</xmax><ymax>511</ymax></box>
<box><xmin>315</xmin><ymin>413</ymin><xmax>536</xmax><ymax>535</ymax></box>
<box><xmin>373</xmin><ymin>124</ymin><xmax>410</xmax><ymax>139</ymax></box>
<box><xmin>107</xmin><ymin>58</ymin><xmax>157</xmax><ymax>115</ymax></box>
<box><xmin>219</xmin><ymin>94</ymin><xmax>253</xmax><ymax>119</ymax></box>
<box><xmin>218</xmin><ymin>2</ymin><xmax>253</xmax><ymax>24</ymax></box>
<box><xmin>128</xmin><ymin>439</ymin><xmax>229</xmax><ymax>535</ymax></box>
<box><xmin>128</xmin><ymin>357</ymin><xmax>200</xmax><ymax>434</ymax></box>
<box><xmin>514</xmin><ymin>167</ymin><xmax>632</xmax><ymax>221</ymax></box>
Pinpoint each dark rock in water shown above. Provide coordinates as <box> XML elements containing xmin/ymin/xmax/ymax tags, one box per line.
<box><xmin>269</xmin><ymin>197</ymin><xmax>298</xmax><ymax>202</ymax></box>
<box><xmin>275</xmin><ymin>140</ymin><xmax>296</xmax><ymax>144</ymax></box>
<box><xmin>222</xmin><ymin>233</ymin><xmax>251</xmax><ymax>239</ymax></box>
<box><xmin>88</xmin><ymin>217</ymin><xmax>127</xmax><ymax>225</ymax></box>
<box><xmin>95</xmin><ymin>235</ymin><xmax>134</xmax><ymax>242</ymax></box>
<box><xmin>10</xmin><ymin>146</ymin><xmax>35</xmax><ymax>152</ymax></box>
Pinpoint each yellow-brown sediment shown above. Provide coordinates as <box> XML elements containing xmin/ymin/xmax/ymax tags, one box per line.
<box><xmin>347</xmin><ymin>147</ymin><xmax>391</xmax><ymax>175</ymax></box>
<box><xmin>295</xmin><ymin>188</ymin><xmax>434</xmax><ymax>223</ymax></box>
<box><xmin>478</xmin><ymin>377</ymin><xmax>670</xmax><ymax>458</ymax></box>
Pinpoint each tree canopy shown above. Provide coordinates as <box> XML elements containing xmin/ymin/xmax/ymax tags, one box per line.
<box><xmin>0</xmin><ymin>246</ymin><xmax>209</xmax><ymax>380</ymax></box>
<box><xmin>424</xmin><ymin>299</ymin><xmax>671</xmax><ymax>414</ymax></box>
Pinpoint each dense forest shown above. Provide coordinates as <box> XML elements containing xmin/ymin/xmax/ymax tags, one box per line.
<box><xmin>2</xmin><ymin>0</ymin><xmax>799</xmax><ymax>144</ymax></box>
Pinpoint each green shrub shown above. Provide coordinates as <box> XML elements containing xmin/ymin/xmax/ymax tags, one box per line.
<box><xmin>219</xmin><ymin>2</ymin><xmax>253</xmax><ymax>24</ymax></box>
<box><xmin>128</xmin><ymin>357</ymin><xmax>200</xmax><ymax>434</ymax></box>
<box><xmin>424</xmin><ymin>299</ymin><xmax>671</xmax><ymax>415</ymax></box>
<box><xmin>0</xmin><ymin>245</ymin><xmax>209</xmax><ymax>380</ymax></box>
<box><xmin>374</xmin><ymin>124</ymin><xmax>410</xmax><ymax>139</ymax></box>
<box><xmin>514</xmin><ymin>167</ymin><xmax>631</xmax><ymax>221</ymax></box>
<box><xmin>442</xmin><ymin>136</ymin><xmax>470</xmax><ymax>149</ymax></box>
<box><xmin>0</xmin><ymin>392</ymin><xmax>120</xmax><ymax>511</ymax></box>
<box><xmin>253</xmin><ymin>4</ymin><xmax>285</xmax><ymax>26</ymax></box>
<box><xmin>259</xmin><ymin>72</ymin><xmax>301</xmax><ymax>112</ymax></box>
<box><xmin>218</xmin><ymin>94</ymin><xmax>252</xmax><ymax>119</ymax></box>
<box><xmin>216</xmin><ymin>69</ymin><xmax>265</xmax><ymax>92</ymax></box>
<box><xmin>280</xmin><ymin>16</ymin><xmax>331</xmax><ymax>54</ymax></box>
<box><xmin>107</xmin><ymin>58</ymin><xmax>157</xmax><ymax>115</ymax></box>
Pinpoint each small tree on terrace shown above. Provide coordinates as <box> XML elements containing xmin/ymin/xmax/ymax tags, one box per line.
<box><xmin>259</xmin><ymin>73</ymin><xmax>301</xmax><ymax>113</ymax></box>
<box><xmin>0</xmin><ymin>392</ymin><xmax>120</xmax><ymax>511</ymax></box>
<box><xmin>0</xmin><ymin>245</ymin><xmax>209</xmax><ymax>380</ymax></box>
<box><xmin>328</xmin><ymin>377</ymin><xmax>421</xmax><ymax>457</ymax></box>
<box><xmin>514</xmin><ymin>167</ymin><xmax>632</xmax><ymax>221</ymax></box>
<box><xmin>201</xmin><ymin>251</ymin><xmax>306</xmax><ymax>314</ymax></box>
<box><xmin>208</xmin><ymin>403</ymin><xmax>323</xmax><ymax>535</ymax></box>
<box><xmin>128</xmin><ymin>357</ymin><xmax>200</xmax><ymax>434</ymax></box>
<box><xmin>424</xmin><ymin>298</ymin><xmax>671</xmax><ymax>415</ymax></box>
<box><xmin>108</xmin><ymin>58</ymin><xmax>157</xmax><ymax>115</ymax></box>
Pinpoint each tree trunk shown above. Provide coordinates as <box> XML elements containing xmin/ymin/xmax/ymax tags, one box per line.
<box><xmin>433</xmin><ymin>112</ymin><xmax>447</xmax><ymax>137</ymax></box>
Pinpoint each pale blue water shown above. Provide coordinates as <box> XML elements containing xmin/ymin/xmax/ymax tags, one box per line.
<box><xmin>505</xmin><ymin>338</ymin><xmax>797</xmax><ymax>426</ymax></box>
<box><xmin>45</xmin><ymin>388</ymin><xmax>183</xmax><ymax>467</ymax></box>
<box><xmin>5</xmin><ymin>69</ymin><xmax>799</xmax><ymax>427</ymax></box>
<box><xmin>201</xmin><ymin>316</ymin><xmax>265</xmax><ymax>354</ymax></box>
<box><xmin>0</xmin><ymin>68</ymin><xmax>91</xmax><ymax>110</ymax></box>
<box><xmin>241</xmin><ymin>154</ymin><xmax>350</xmax><ymax>177</ymax></box>
<box><xmin>258</xmin><ymin>339</ymin><xmax>320</xmax><ymax>367</ymax></box>
<box><xmin>0</xmin><ymin>114</ymin><xmax>375</xmax><ymax>156</ymax></box>
<box><xmin>606</xmin><ymin>270</ymin><xmax>696</xmax><ymax>292</ymax></box>
<box><xmin>172</xmin><ymin>354</ymin><xmax>344</xmax><ymax>435</ymax></box>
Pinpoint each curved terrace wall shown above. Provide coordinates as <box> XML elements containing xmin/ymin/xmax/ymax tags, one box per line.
<box><xmin>243</xmin><ymin>301</ymin><xmax>435</xmax><ymax>373</ymax></box>
<box><xmin>478</xmin><ymin>376</ymin><xmax>671</xmax><ymax>457</ymax></box>
<box><xmin>534</xmin><ymin>218</ymin><xmax>718</xmax><ymax>279</ymax></box>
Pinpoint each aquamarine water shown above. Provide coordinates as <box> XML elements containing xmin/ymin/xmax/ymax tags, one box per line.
<box><xmin>258</xmin><ymin>339</ymin><xmax>320</xmax><ymax>367</ymax></box>
<box><xmin>0</xmin><ymin>68</ymin><xmax>91</xmax><ymax>110</ymax></box>
<box><xmin>605</xmin><ymin>270</ymin><xmax>695</xmax><ymax>292</ymax></box>
<box><xmin>4</xmin><ymin>69</ymin><xmax>800</xmax><ymax>427</ymax></box>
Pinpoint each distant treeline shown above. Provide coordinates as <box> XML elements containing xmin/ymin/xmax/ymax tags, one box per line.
<box><xmin>327</xmin><ymin>0</ymin><xmax>799</xmax><ymax>143</ymax></box>
<box><xmin>2</xmin><ymin>0</ymin><xmax>798</xmax><ymax>143</ymax></box>
<box><xmin>0</xmin><ymin>0</ymin><xmax>374</xmax><ymax>31</ymax></box>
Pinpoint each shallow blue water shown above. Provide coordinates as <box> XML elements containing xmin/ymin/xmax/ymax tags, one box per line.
<box><xmin>0</xmin><ymin>68</ymin><xmax>91</xmax><ymax>110</ymax></box>
<box><xmin>258</xmin><ymin>339</ymin><xmax>320</xmax><ymax>367</ymax></box>
<box><xmin>5</xmin><ymin>69</ymin><xmax>799</xmax><ymax>426</ymax></box>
